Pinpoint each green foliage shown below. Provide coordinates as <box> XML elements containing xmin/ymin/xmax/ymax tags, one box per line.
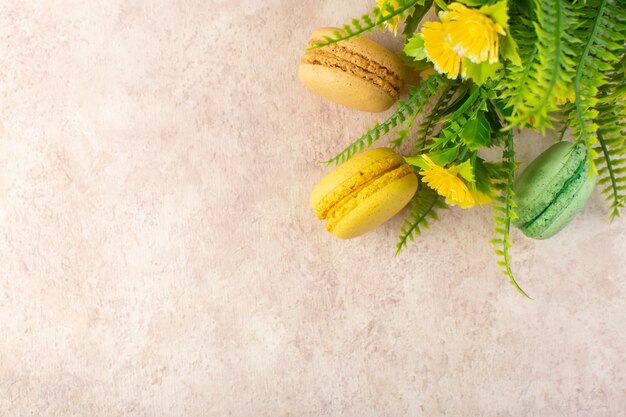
<box><xmin>474</xmin><ymin>157</ymin><xmax>494</xmax><ymax>198</ymax></box>
<box><xmin>404</xmin><ymin>35</ymin><xmax>427</xmax><ymax>61</ymax></box>
<box><xmin>459</xmin><ymin>112</ymin><xmax>492</xmax><ymax>151</ymax></box>
<box><xmin>414</xmin><ymin>84</ymin><xmax>460</xmax><ymax>151</ymax></box>
<box><xmin>396</xmin><ymin>187</ymin><xmax>446</xmax><ymax>254</ymax></box>
<box><xmin>567</xmin><ymin>0</ymin><xmax>626</xmax><ymax>174</ymax></box>
<box><xmin>593</xmin><ymin>60</ymin><xmax>626</xmax><ymax>220</ymax></box>
<box><xmin>478</xmin><ymin>0</ymin><xmax>522</xmax><ymax>65</ymax></box>
<box><xmin>499</xmin><ymin>14</ymin><xmax>537</xmax><ymax>112</ymax></box>
<box><xmin>324</xmin><ymin>74</ymin><xmax>445</xmax><ymax>165</ymax></box>
<box><xmin>390</xmin><ymin>106</ymin><xmax>420</xmax><ymax>150</ymax></box>
<box><xmin>309</xmin><ymin>0</ymin><xmax>426</xmax><ymax>49</ymax></box>
<box><xmin>403</xmin><ymin>0</ymin><xmax>434</xmax><ymax>36</ymax></box>
<box><xmin>463</xmin><ymin>60</ymin><xmax>501</xmax><ymax>85</ymax></box>
<box><xmin>490</xmin><ymin>131</ymin><xmax>530</xmax><ymax>298</ymax></box>
<box><xmin>505</xmin><ymin>0</ymin><xmax>577</xmax><ymax>130</ymax></box>
<box><xmin>427</xmin><ymin>84</ymin><xmax>493</xmax><ymax>152</ymax></box>
<box><xmin>308</xmin><ymin>0</ymin><xmax>626</xmax><ymax>297</ymax></box>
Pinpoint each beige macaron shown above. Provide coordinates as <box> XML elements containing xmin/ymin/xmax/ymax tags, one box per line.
<box><xmin>299</xmin><ymin>28</ymin><xmax>405</xmax><ymax>113</ymax></box>
<box><xmin>310</xmin><ymin>148</ymin><xmax>418</xmax><ymax>239</ymax></box>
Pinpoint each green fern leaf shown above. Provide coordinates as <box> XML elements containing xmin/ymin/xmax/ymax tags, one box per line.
<box><xmin>309</xmin><ymin>0</ymin><xmax>425</xmax><ymax>49</ymax></box>
<box><xmin>561</xmin><ymin>0</ymin><xmax>626</xmax><ymax>218</ymax></box>
<box><xmin>499</xmin><ymin>15</ymin><xmax>537</xmax><ymax>114</ymax></box>
<box><xmin>491</xmin><ymin>130</ymin><xmax>531</xmax><ymax>298</ymax></box>
<box><xmin>325</xmin><ymin>74</ymin><xmax>445</xmax><ymax>166</ymax></box>
<box><xmin>593</xmin><ymin>59</ymin><xmax>626</xmax><ymax>219</ymax></box>
<box><xmin>395</xmin><ymin>187</ymin><xmax>446</xmax><ymax>254</ymax></box>
<box><xmin>568</xmin><ymin>0</ymin><xmax>626</xmax><ymax>174</ymax></box>
<box><xmin>427</xmin><ymin>85</ymin><xmax>493</xmax><ymax>152</ymax></box>
<box><xmin>414</xmin><ymin>84</ymin><xmax>460</xmax><ymax>151</ymax></box>
<box><xmin>505</xmin><ymin>0</ymin><xmax>576</xmax><ymax>131</ymax></box>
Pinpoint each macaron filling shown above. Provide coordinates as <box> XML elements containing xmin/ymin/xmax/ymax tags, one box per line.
<box><xmin>302</xmin><ymin>43</ymin><xmax>401</xmax><ymax>99</ymax></box>
<box><xmin>313</xmin><ymin>154</ymin><xmax>405</xmax><ymax>219</ymax></box>
<box><xmin>517</xmin><ymin>152</ymin><xmax>589</xmax><ymax>235</ymax></box>
<box><xmin>325</xmin><ymin>164</ymin><xmax>414</xmax><ymax>232</ymax></box>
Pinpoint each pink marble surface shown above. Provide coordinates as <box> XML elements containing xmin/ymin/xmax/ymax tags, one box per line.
<box><xmin>1</xmin><ymin>1</ymin><xmax>625</xmax><ymax>416</ymax></box>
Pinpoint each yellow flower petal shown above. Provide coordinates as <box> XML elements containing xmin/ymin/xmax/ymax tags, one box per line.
<box><xmin>419</xmin><ymin>66</ymin><xmax>437</xmax><ymax>80</ymax></box>
<box><xmin>377</xmin><ymin>0</ymin><xmax>401</xmax><ymax>34</ymax></box>
<box><xmin>476</xmin><ymin>191</ymin><xmax>492</xmax><ymax>205</ymax></box>
<box><xmin>422</xmin><ymin>22</ymin><xmax>462</xmax><ymax>79</ymax></box>
<box><xmin>419</xmin><ymin>155</ymin><xmax>477</xmax><ymax>208</ymax></box>
<box><xmin>440</xmin><ymin>2</ymin><xmax>503</xmax><ymax>64</ymax></box>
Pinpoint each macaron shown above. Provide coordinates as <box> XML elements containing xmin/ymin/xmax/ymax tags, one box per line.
<box><xmin>299</xmin><ymin>28</ymin><xmax>405</xmax><ymax>112</ymax></box>
<box><xmin>310</xmin><ymin>148</ymin><xmax>418</xmax><ymax>239</ymax></box>
<box><xmin>512</xmin><ymin>141</ymin><xmax>596</xmax><ymax>239</ymax></box>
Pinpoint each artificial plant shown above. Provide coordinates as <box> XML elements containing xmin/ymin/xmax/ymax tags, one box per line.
<box><xmin>311</xmin><ymin>0</ymin><xmax>626</xmax><ymax>297</ymax></box>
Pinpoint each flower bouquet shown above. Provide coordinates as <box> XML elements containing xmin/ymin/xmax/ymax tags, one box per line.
<box><xmin>302</xmin><ymin>0</ymin><xmax>625</xmax><ymax>297</ymax></box>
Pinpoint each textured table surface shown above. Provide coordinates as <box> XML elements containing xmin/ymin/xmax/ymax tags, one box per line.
<box><xmin>1</xmin><ymin>1</ymin><xmax>625</xmax><ymax>416</ymax></box>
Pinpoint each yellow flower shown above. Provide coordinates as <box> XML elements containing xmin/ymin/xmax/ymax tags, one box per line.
<box><xmin>377</xmin><ymin>0</ymin><xmax>401</xmax><ymax>34</ymax></box>
<box><xmin>420</xmin><ymin>2</ymin><xmax>505</xmax><ymax>80</ymax></box>
<box><xmin>422</xmin><ymin>21</ymin><xmax>462</xmax><ymax>79</ymax></box>
<box><xmin>440</xmin><ymin>3</ymin><xmax>505</xmax><ymax>64</ymax></box>
<box><xmin>419</xmin><ymin>66</ymin><xmax>437</xmax><ymax>80</ymax></box>
<box><xmin>419</xmin><ymin>155</ymin><xmax>478</xmax><ymax>208</ymax></box>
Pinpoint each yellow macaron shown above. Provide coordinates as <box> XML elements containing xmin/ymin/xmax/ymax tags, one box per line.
<box><xmin>299</xmin><ymin>28</ymin><xmax>405</xmax><ymax>113</ymax></box>
<box><xmin>310</xmin><ymin>148</ymin><xmax>418</xmax><ymax>239</ymax></box>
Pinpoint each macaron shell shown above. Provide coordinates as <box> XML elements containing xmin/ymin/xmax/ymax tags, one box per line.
<box><xmin>514</xmin><ymin>142</ymin><xmax>582</xmax><ymax>220</ymax></box>
<box><xmin>299</xmin><ymin>64</ymin><xmax>396</xmax><ymax>113</ymax></box>
<box><xmin>309</xmin><ymin>28</ymin><xmax>405</xmax><ymax>78</ymax></box>
<box><xmin>513</xmin><ymin>142</ymin><xmax>595</xmax><ymax>239</ymax></box>
<box><xmin>310</xmin><ymin>148</ymin><xmax>403</xmax><ymax>215</ymax></box>
<box><xmin>521</xmin><ymin>170</ymin><xmax>595</xmax><ymax>239</ymax></box>
<box><xmin>299</xmin><ymin>27</ymin><xmax>404</xmax><ymax>113</ymax></box>
<box><xmin>330</xmin><ymin>172</ymin><xmax>418</xmax><ymax>239</ymax></box>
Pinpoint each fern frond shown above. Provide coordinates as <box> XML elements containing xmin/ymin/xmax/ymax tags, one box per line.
<box><xmin>390</xmin><ymin>104</ymin><xmax>421</xmax><ymax>150</ymax></box>
<box><xmin>427</xmin><ymin>84</ymin><xmax>493</xmax><ymax>152</ymax></box>
<box><xmin>593</xmin><ymin>56</ymin><xmax>626</xmax><ymax>219</ymax></box>
<box><xmin>557</xmin><ymin>0</ymin><xmax>626</xmax><ymax>218</ymax></box>
<box><xmin>490</xmin><ymin>130</ymin><xmax>530</xmax><ymax>298</ymax></box>
<box><xmin>414</xmin><ymin>84</ymin><xmax>458</xmax><ymax>151</ymax></box>
<box><xmin>395</xmin><ymin>187</ymin><xmax>446</xmax><ymax>254</ymax></box>
<box><xmin>325</xmin><ymin>74</ymin><xmax>445</xmax><ymax>166</ymax></box>
<box><xmin>568</xmin><ymin>0</ymin><xmax>626</xmax><ymax>174</ymax></box>
<box><xmin>500</xmin><ymin>15</ymin><xmax>537</xmax><ymax>112</ymax></box>
<box><xmin>393</xmin><ymin>82</ymin><xmax>463</xmax><ymax>151</ymax></box>
<box><xmin>309</xmin><ymin>0</ymin><xmax>425</xmax><ymax>49</ymax></box>
<box><xmin>506</xmin><ymin>0</ymin><xmax>576</xmax><ymax>130</ymax></box>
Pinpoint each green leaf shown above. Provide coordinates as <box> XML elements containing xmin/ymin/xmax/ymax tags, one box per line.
<box><xmin>415</xmin><ymin>84</ymin><xmax>462</xmax><ymax>151</ymax></box>
<box><xmin>567</xmin><ymin>0</ymin><xmax>626</xmax><ymax>183</ymax></box>
<box><xmin>459</xmin><ymin>0</ymin><xmax>491</xmax><ymax>5</ymax></box>
<box><xmin>448</xmin><ymin>159</ymin><xmax>476</xmax><ymax>183</ymax></box>
<box><xmin>405</xmin><ymin>146</ymin><xmax>460</xmax><ymax>170</ymax></box>
<box><xmin>403</xmin><ymin>0</ymin><xmax>434</xmax><ymax>37</ymax></box>
<box><xmin>428</xmin><ymin>146</ymin><xmax>460</xmax><ymax>166</ymax></box>
<box><xmin>505</xmin><ymin>0</ymin><xmax>576</xmax><ymax>130</ymax></box>
<box><xmin>309</xmin><ymin>0</ymin><xmax>426</xmax><ymax>49</ymax></box>
<box><xmin>474</xmin><ymin>157</ymin><xmax>494</xmax><ymax>197</ymax></box>
<box><xmin>398</xmin><ymin>51</ymin><xmax>433</xmax><ymax>69</ymax></box>
<box><xmin>459</xmin><ymin>112</ymin><xmax>492</xmax><ymax>150</ymax></box>
<box><xmin>491</xmin><ymin>130</ymin><xmax>531</xmax><ymax>298</ymax></box>
<box><xmin>479</xmin><ymin>0</ymin><xmax>510</xmax><ymax>30</ymax></box>
<box><xmin>500</xmin><ymin>31</ymin><xmax>521</xmax><ymax>65</ymax></box>
<box><xmin>396</xmin><ymin>187</ymin><xmax>446</xmax><ymax>254</ymax></box>
<box><xmin>404</xmin><ymin>155</ymin><xmax>427</xmax><ymax>169</ymax></box>
<box><xmin>462</xmin><ymin>60</ymin><xmax>501</xmax><ymax>85</ymax></box>
<box><xmin>404</xmin><ymin>34</ymin><xmax>427</xmax><ymax>61</ymax></box>
<box><xmin>325</xmin><ymin>74</ymin><xmax>446</xmax><ymax>165</ymax></box>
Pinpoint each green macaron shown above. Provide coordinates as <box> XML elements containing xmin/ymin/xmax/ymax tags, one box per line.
<box><xmin>512</xmin><ymin>141</ymin><xmax>596</xmax><ymax>239</ymax></box>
